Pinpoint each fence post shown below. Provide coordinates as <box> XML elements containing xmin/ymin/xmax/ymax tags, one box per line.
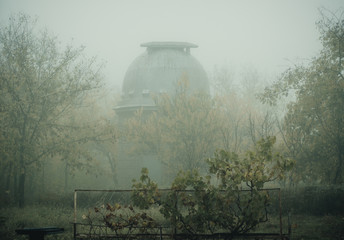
<box><xmin>74</xmin><ymin>190</ymin><xmax>77</xmax><ymax>240</ymax></box>
<box><xmin>172</xmin><ymin>191</ymin><xmax>177</xmax><ymax>239</ymax></box>
<box><xmin>279</xmin><ymin>188</ymin><xmax>283</xmax><ymax>238</ymax></box>
<box><xmin>160</xmin><ymin>226</ymin><xmax>163</xmax><ymax>240</ymax></box>
<box><xmin>288</xmin><ymin>211</ymin><xmax>292</xmax><ymax>240</ymax></box>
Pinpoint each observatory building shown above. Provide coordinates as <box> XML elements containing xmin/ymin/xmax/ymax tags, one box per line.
<box><xmin>115</xmin><ymin>42</ymin><xmax>209</xmax><ymax>186</ymax></box>
<box><xmin>115</xmin><ymin>41</ymin><xmax>209</xmax><ymax>122</ymax></box>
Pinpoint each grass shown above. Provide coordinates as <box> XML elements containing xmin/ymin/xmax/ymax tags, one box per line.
<box><xmin>0</xmin><ymin>205</ymin><xmax>73</xmax><ymax>240</ymax></box>
<box><xmin>289</xmin><ymin>214</ymin><xmax>344</xmax><ymax>240</ymax></box>
<box><xmin>253</xmin><ymin>214</ymin><xmax>344</xmax><ymax>240</ymax></box>
<box><xmin>1</xmin><ymin>205</ymin><xmax>343</xmax><ymax>240</ymax></box>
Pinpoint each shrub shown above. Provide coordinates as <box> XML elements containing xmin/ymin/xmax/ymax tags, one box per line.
<box><xmin>93</xmin><ymin>137</ymin><xmax>294</xmax><ymax>238</ymax></box>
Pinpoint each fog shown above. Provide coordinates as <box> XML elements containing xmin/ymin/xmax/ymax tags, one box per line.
<box><xmin>1</xmin><ymin>0</ymin><xmax>342</xmax><ymax>90</ymax></box>
<box><xmin>1</xmin><ymin>2</ymin><xmax>344</xmax><ymax>239</ymax></box>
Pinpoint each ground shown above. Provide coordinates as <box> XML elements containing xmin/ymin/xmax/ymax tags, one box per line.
<box><xmin>1</xmin><ymin>205</ymin><xmax>343</xmax><ymax>240</ymax></box>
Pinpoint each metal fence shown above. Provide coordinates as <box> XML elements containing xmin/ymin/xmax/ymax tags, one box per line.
<box><xmin>73</xmin><ymin>188</ymin><xmax>290</xmax><ymax>240</ymax></box>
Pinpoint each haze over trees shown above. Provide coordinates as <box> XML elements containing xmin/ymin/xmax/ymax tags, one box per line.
<box><xmin>124</xmin><ymin>78</ymin><xmax>219</xmax><ymax>178</ymax></box>
<box><xmin>123</xmin><ymin>73</ymin><xmax>280</xmax><ymax>185</ymax></box>
<box><xmin>0</xmin><ymin>14</ymin><xmax>116</xmax><ymax>207</ymax></box>
<box><xmin>0</xmin><ymin>8</ymin><xmax>343</xmax><ymax>212</ymax></box>
<box><xmin>260</xmin><ymin>9</ymin><xmax>344</xmax><ymax>184</ymax></box>
<box><xmin>122</xmin><ymin>9</ymin><xmax>344</xmax><ymax>188</ymax></box>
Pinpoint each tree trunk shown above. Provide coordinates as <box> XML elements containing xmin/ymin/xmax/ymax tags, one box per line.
<box><xmin>42</xmin><ymin>160</ymin><xmax>45</xmax><ymax>194</ymax></box>
<box><xmin>64</xmin><ymin>162</ymin><xmax>69</xmax><ymax>193</ymax></box>
<box><xmin>3</xmin><ymin>164</ymin><xmax>12</xmax><ymax>204</ymax></box>
<box><xmin>13</xmin><ymin>169</ymin><xmax>18</xmax><ymax>205</ymax></box>
<box><xmin>334</xmin><ymin>148</ymin><xmax>343</xmax><ymax>184</ymax></box>
<box><xmin>5</xmin><ymin>164</ymin><xmax>12</xmax><ymax>192</ymax></box>
<box><xmin>106</xmin><ymin>152</ymin><xmax>117</xmax><ymax>186</ymax></box>
<box><xmin>18</xmin><ymin>138</ymin><xmax>26</xmax><ymax>207</ymax></box>
<box><xmin>18</xmin><ymin>168</ymin><xmax>26</xmax><ymax>208</ymax></box>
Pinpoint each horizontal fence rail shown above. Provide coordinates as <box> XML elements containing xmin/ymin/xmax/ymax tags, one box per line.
<box><xmin>73</xmin><ymin>188</ymin><xmax>290</xmax><ymax>240</ymax></box>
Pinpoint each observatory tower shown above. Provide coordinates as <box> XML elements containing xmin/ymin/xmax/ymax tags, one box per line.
<box><xmin>115</xmin><ymin>42</ymin><xmax>209</xmax><ymax>186</ymax></box>
<box><xmin>115</xmin><ymin>41</ymin><xmax>209</xmax><ymax>121</ymax></box>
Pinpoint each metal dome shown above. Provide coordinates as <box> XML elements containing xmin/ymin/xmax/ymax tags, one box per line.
<box><xmin>115</xmin><ymin>41</ymin><xmax>209</xmax><ymax>116</ymax></box>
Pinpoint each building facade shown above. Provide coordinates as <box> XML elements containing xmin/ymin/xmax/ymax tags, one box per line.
<box><xmin>115</xmin><ymin>42</ymin><xmax>209</xmax><ymax>186</ymax></box>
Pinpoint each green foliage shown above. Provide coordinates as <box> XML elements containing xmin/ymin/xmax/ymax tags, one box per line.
<box><xmin>131</xmin><ymin>168</ymin><xmax>161</xmax><ymax>209</ymax></box>
<box><xmin>260</xmin><ymin>10</ymin><xmax>344</xmax><ymax>184</ymax></box>
<box><xmin>84</xmin><ymin>203</ymin><xmax>158</xmax><ymax>236</ymax></box>
<box><xmin>159</xmin><ymin>137</ymin><xmax>293</xmax><ymax>236</ymax></box>
<box><xmin>124</xmin><ymin>71</ymin><xmax>282</xmax><ymax>184</ymax></box>
<box><xmin>123</xmin><ymin>137</ymin><xmax>293</xmax><ymax>237</ymax></box>
<box><xmin>208</xmin><ymin>137</ymin><xmax>294</xmax><ymax>190</ymax></box>
<box><xmin>0</xmin><ymin>13</ymin><xmax>114</xmax><ymax>206</ymax></box>
<box><xmin>124</xmin><ymin>77</ymin><xmax>220</xmax><ymax>177</ymax></box>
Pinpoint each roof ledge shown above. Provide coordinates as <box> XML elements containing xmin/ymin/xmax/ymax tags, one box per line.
<box><xmin>141</xmin><ymin>41</ymin><xmax>198</xmax><ymax>49</ymax></box>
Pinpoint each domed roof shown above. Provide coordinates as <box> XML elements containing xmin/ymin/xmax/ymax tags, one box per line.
<box><xmin>116</xmin><ymin>42</ymin><xmax>209</xmax><ymax>114</ymax></box>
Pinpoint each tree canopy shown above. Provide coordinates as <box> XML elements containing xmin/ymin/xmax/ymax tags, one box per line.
<box><xmin>124</xmin><ymin>78</ymin><xmax>219</xmax><ymax>179</ymax></box>
<box><xmin>0</xmin><ymin>13</ymin><xmax>114</xmax><ymax>206</ymax></box>
<box><xmin>260</xmin><ymin>9</ymin><xmax>344</xmax><ymax>184</ymax></box>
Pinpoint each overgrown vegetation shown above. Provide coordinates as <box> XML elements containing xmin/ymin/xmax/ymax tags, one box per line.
<box><xmin>1</xmin><ymin>8</ymin><xmax>344</xmax><ymax>240</ymax></box>
<box><xmin>1</xmin><ymin>189</ymin><xmax>343</xmax><ymax>240</ymax></box>
<box><xmin>260</xmin><ymin>9</ymin><xmax>344</xmax><ymax>184</ymax></box>
<box><xmin>83</xmin><ymin>137</ymin><xmax>294</xmax><ymax>238</ymax></box>
<box><xmin>0</xmin><ymin>13</ymin><xmax>117</xmax><ymax>207</ymax></box>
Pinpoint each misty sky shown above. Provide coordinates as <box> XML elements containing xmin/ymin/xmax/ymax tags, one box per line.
<box><xmin>1</xmin><ymin>0</ymin><xmax>343</xmax><ymax>90</ymax></box>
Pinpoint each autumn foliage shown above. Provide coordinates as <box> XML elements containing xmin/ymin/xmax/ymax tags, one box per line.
<box><xmin>90</xmin><ymin>137</ymin><xmax>294</xmax><ymax>237</ymax></box>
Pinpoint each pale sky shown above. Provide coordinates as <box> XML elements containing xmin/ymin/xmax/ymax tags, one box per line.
<box><xmin>1</xmin><ymin>0</ymin><xmax>343</xmax><ymax>91</ymax></box>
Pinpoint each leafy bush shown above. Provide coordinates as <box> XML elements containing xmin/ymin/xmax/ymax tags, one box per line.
<box><xmin>95</xmin><ymin>137</ymin><xmax>294</xmax><ymax>238</ymax></box>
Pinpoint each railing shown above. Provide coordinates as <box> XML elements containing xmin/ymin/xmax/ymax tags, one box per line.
<box><xmin>73</xmin><ymin>188</ymin><xmax>290</xmax><ymax>240</ymax></box>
